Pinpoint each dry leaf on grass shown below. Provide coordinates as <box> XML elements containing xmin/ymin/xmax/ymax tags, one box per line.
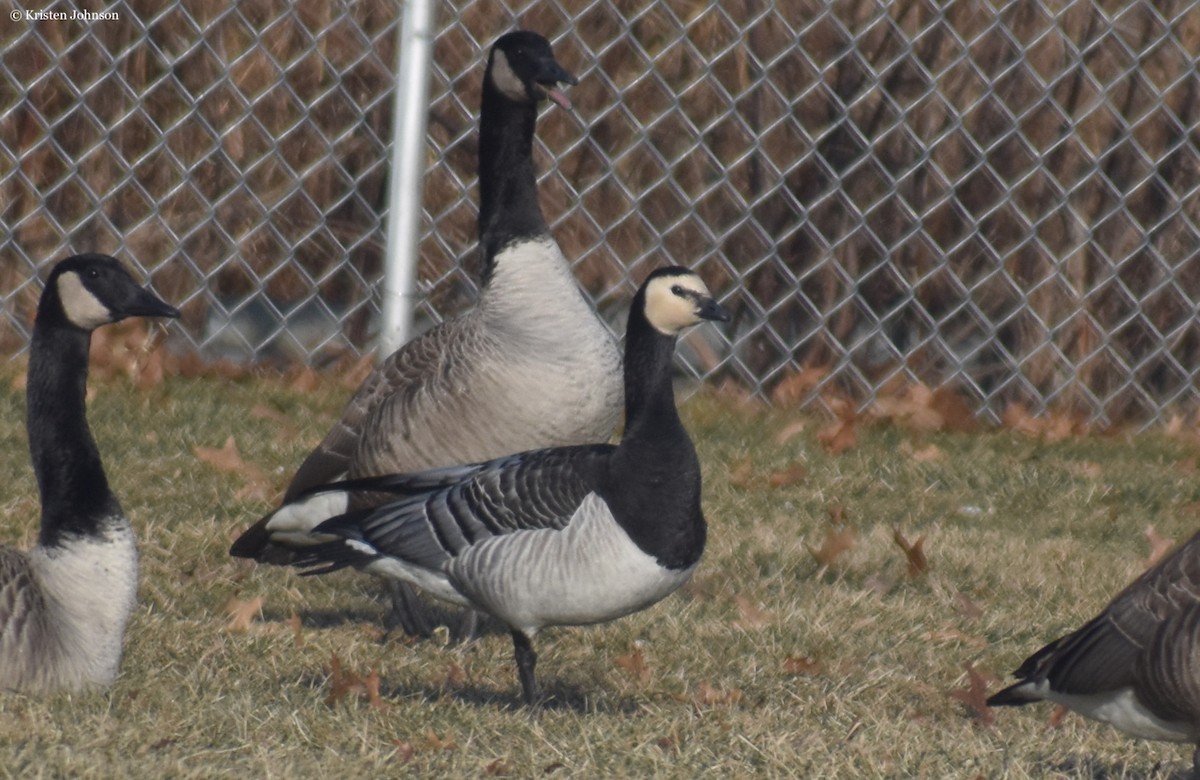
<box><xmin>1048</xmin><ymin>703</ymin><xmax>1070</xmax><ymax>729</ymax></box>
<box><xmin>952</xmin><ymin>591</ymin><xmax>983</xmax><ymax>621</ymax></box>
<box><xmin>729</xmin><ymin>457</ymin><xmax>755</xmax><ymax>491</ymax></box>
<box><xmin>195</xmin><ymin>436</ymin><xmax>272</xmax><ymax>498</ymax></box>
<box><xmin>949</xmin><ymin>662</ymin><xmax>995</xmax><ymax>726</ymax></box>
<box><xmin>808</xmin><ymin>527</ymin><xmax>857</xmax><ymax>568</ymax></box>
<box><xmin>767</xmin><ymin>462</ymin><xmax>807</xmax><ymax>488</ymax></box>
<box><xmin>732</xmin><ymin>595</ymin><xmax>772</xmax><ymax>629</ymax></box>
<box><xmin>1144</xmin><ymin>525</ymin><xmax>1174</xmax><ymax>568</ymax></box>
<box><xmin>484</xmin><ymin>758</ymin><xmax>511</xmax><ymax>776</ymax></box>
<box><xmin>223</xmin><ymin>595</ymin><xmax>264</xmax><ymax>632</ymax></box>
<box><xmin>614</xmin><ymin>645</ymin><xmax>651</xmax><ymax>684</ymax></box>
<box><xmin>287</xmin><ymin>612</ymin><xmax>304</xmax><ymax>647</ymax></box>
<box><xmin>692</xmin><ymin>681</ymin><xmax>744</xmax><ymax>707</ymax></box>
<box><xmin>1002</xmin><ymin>404</ymin><xmax>1085</xmax><ymax>443</ymax></box>
<box><xmin>774</xmin><ymin>419</ymin><xmax>807</xmax><ymax>445</ymax></box>
<box><xmin>892</xmin><ymin>528</ymin><xmax>929</xmax><ymax>577</ymax></box>
<box><xmin>443</xmin><ymin>661</ymin><xmax>468</xmax><ymax>688</ymax></box>
<box><xmin>423</xmin><ymin>729</ymin><xmax>457</xmax><ymax>751</ymax></box>
<box><xmin>325</xmin><ymin>654</ymin><xmax>387</xmax><ymax>710</ymax></box>
<box><xmin>771</xmin><ymin>366</ymin><xmax>828</xmax><ymax>407</ymax></box>
<box><xmin>782</xmin><ymin>655</ymin><xmax>822</xmax><ymax>676</ymax></box>
<box><xmin>817</xmin><ymin>402</ymin><xmax>857</xmax><ymax>455</ymax></box>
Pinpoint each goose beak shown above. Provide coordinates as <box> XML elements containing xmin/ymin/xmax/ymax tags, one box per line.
<box><xmin>539</xmin><ymin>63</ymin><xmax>578</xmax><ymax>110</ymax></box>
<box><xmin>122</xmin><ymin>286</ymin><xmax>181</xmax><ymax>321</ymax></box>
<box><xmin>696</xmin><ymin>296</ymin><xmax>730</xmax><ymax>323</ymax></box>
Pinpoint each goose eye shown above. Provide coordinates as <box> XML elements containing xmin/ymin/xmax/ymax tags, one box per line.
<box><xmin>86</xmin><ymin>268</ymin><xmax>100</xmax><ymax>280</ymax></box>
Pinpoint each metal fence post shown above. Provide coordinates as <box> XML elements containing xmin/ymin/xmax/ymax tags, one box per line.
<box><xmin>379</xmin><ymin>0</ymin><xmax>436</xmax><ymax>359</ymax></box>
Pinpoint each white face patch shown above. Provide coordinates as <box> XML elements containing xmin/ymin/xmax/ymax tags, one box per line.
<box><xmin>56</xmin><ymin>271</ymin><xmax>112</xmax><ymax>330</ymax></box>
<box><xmin>489</xmin><ymin>49</ymin><xmax>529</xmax><ymax>102</ymax></box>
<box><xmin>644</xmin><ymin>273</ymin><xmax>713</xmax><ymax>335</ymax></box>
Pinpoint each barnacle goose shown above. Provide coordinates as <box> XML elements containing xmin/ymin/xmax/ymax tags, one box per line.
<box><xmin>230</xmin><ymin>31</ymin><xmax>622</xmax><ymax>639</ymax></box>
<box><xmin>0</xmin><ymin>254</ymin><xmax>179</xmax><ymax>692</ymax></box>
<box><xmin>253</xmin><ymin>267</ymin><xmax>726</xmax><ymax>705</ymax></box>
<box><xmin>989</xmin><ymin>529</ymin><xmax>1200</xmax><ymax>773</ymax></box>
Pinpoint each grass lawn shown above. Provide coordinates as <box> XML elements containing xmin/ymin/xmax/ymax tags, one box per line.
<box><xmin>1</xmin><ymin>359</ymin><xmax>1198</xmax><ymax>778</ymax></box>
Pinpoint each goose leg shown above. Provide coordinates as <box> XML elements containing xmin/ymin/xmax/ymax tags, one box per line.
<box><xmin>512</xmin><ymin>630</ymin><xmax>539</xmax><ymax>706</ymax></box>
<box><xmin>1193</xmin><ymin>745</ymin><xmax>1199</xmax><ymax>780</ymax></box>
<box><xmin>384</xmin><ymin>581</ymin><xmax>437</xmax><ymax>638</ymax></box>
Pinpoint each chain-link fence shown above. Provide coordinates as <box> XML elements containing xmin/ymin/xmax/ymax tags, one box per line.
<box><xmin>3</xmin><ymin>0</ymin><xmax>1200</xmax><ymax>426</ymax></box>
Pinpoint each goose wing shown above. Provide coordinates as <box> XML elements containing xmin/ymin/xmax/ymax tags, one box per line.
<box><xmin>283</xmin><ymin>316</ymin><xmax>482</xmax><ymax>501</ymax></box>
<box><xmin>0</xmin><ymin>547</ymin><xmax>49</xmax><ymax>663</ymax></box>
<box><xmin>997</xmin><ymin>530</ymin><xmax>1200</xmax><ymax>699</ymax></box>
<box><xmin>295</xmin><ymin>444</ymin><xmax>611</xmax><ymax>574</ymax></box>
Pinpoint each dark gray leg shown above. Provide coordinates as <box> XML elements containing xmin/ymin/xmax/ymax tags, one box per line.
<box><xmin>1192</xmin><ymin>745</ymin><xmax>1199</xmax><ymax>780</ymax></box>
<box><xmin>384</xmin><ymin>581</ymin><xmax>437</xmax><ymax>638</ymax></box>
<box><xmin>512</xmin><ymin>630</ymin><xmax>539</xmax><ymax>706</ymax></box>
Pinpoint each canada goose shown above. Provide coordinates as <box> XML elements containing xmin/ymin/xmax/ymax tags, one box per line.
<box><xmin>250</xmin><ymin>267</ymin><xmax>726</xmax><ymax>705</ymax></box>
<box><xmin>989</xmin><ymin>529</ymin><xmax>1200</xmax><ymax>774</ymax></box>
<box><xmin>0</xmin><ymin>254</ymin><xmax>179</xmax><ymax>693</ymax></box>
<box><xmin>230</xmin><ymin>31</ymin><xmax>622</xmax><ymax>639</ymax></box>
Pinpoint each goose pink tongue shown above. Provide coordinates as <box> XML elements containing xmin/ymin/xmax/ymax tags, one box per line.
<box><xmin>546</xmin><ymin>86</ymin><xmax>573</xmax><ymax>110</ymax></box>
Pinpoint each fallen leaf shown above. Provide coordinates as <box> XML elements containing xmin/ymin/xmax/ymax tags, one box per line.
<box><xmin>364</xmin><ymin>667</ymin><xmax>386</xmax><ymax>710</ymax></box>
<box><xmin>325</xmin><ymin>654</ymin><xmax>353</xmax><ymax>706</ymax></box>
<box><xmin>195</xmin><ymin>436</ymin><xmax>250</xmax><ymax>474</ymax></box>
<box><xmin>767</xmin><ymin>462</ymin><xmax>807</xmax><ymax>488</ymax></box>
<box><xmin>1144</xmin><ymin>525</ymin><xmax>1174</xmax><ymax>568</ymax></box>
<box><xmin>817</xmin><ymin>402</ymin><xmax>857</xmax><ymax>455</ymax></box>
<box><xmin>808</xmin><ymin>527</ymin><xmax>857</xmax><ymax>567</ymax></box>
<box><xmin>782</xmin><ymin>655</ymin><xmax>822</xmax><ymax>676</ymax></box>
<box><xmin>771</xmin><ymin>366</ymin><xmax>828</xmax><ymax>407</ymax></box>
<box><xmin>484</xmin><ymin>758</ymin><xmax>511</xmax><ymax>776</ymax></box>
<box><xmin>287</xmin><ymin>612</ymin><xmax>304</xmax><ymax>647</ymax></box>
<box><xmin>223</xmin><ymin>595</ymin><xmax>265</xmax><ymax>632</ymax></box>
<box><xmin>909</xmin><ymin>443</ymin><xmax>944</xmax><ymax>462</ymax></box>
<box><xmin>893</xmin><ymin>528</ymin><xmax>929</xmax><ymax>577</ymax></box>
<box><xmin>729</xmin><ymin>457</ymin><xmax>755</xmax><ymax>490</ymax></box>
<box><xmin>444</xmin><ymin>660</ymin><xmax>467</xmax><ymax>688</ymax></box>
<box><xmin>288</xmin><ymin>366</ymin><xmax>321</xmax><ymax>392</ymax></box>
<box><xmin>693</xmin><ymin>681</ymin><xmax>744</xmax><ymax>707</ymax></box>
<box><xmin>952</xmin><ymin>591</ymin><xmax>983</xmax><ymax>620</ymax></box>
<box><xmin>1048</xmin><ymin>703</ymin><xmax>1069</xmax><ymax>729</ymax></box>
<box><xmin>391</xmin><ymin>740</ymin><xmax>417</xmax><ymax>762</ymax></box>
<box><xmin>949</xmin><ymin>662</ymin><xmax>995</xmax><ymax>726</ymax></box>
<box><xmin>423</xmin><ymin>729</ymin><xmax>458</xmax><ymax>751</ymax></box>
<box><xmin>774</xmin><ymin>419</ymin><xmax>807</xmax><ymax>445</ymax></box>
<box><xmin>614</xmin><ymin>645</ymin><xmax>651</xmax><ymax>684</ymax></box>
<box><xmin>733</xmin><ymin>595</ymin><xmax>772</xmax><ymax>629</ymax></box>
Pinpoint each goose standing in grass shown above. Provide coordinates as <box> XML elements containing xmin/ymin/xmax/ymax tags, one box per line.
<box><xmin>254</xmin><ymin>267</ymin><xmax>726</xmax><ymax>705</ymax></box>
<box><xmin>0</xmin><ymin>254</ymin><xmax>179</xmax><ymax>693</ymax></box>
<box><xmin>230</xmin><ymin>31</ymin><xmax>622</xmax><ymax>639</ymax></box>
<box><xmin>989</xmin><ymin>529</ymin><xmax>1200</xmax><ymax>774</ymax></box>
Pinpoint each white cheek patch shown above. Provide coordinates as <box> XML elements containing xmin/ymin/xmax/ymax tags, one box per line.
<box><xmin>57</xmin><ymin>272</ymin><xmax>112</xmax><ymax>330</ymax></box>
<box><xmin>644</xmin><ymin>275</ymin><xmax>711</xmax><ymax>335</ymax></box>
<box><xmin>490</xmin><ymin>49</ymin><xmax>529</xmax><ymax>102</ymax></box>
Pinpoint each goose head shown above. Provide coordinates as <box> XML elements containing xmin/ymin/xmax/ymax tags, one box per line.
<box><xmin>44</xmin><ymin>254</ymin><xmax>181</xmax><ymax>331</ymax></box>
<box><xmin>487</xmin><ymin>31</ymin><xmax>578</xmax><ymax>109</ymax></box>
<box><xmin>642</xmin><ymin>267</ymin><xmax>729</xmax><ymax>336</ymax></box>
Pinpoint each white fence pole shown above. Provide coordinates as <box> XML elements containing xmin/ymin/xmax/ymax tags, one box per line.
<box><xmin>379</xmin><ymin>0</ymin><xmax>436</xmax><ymax>358</ymax></box>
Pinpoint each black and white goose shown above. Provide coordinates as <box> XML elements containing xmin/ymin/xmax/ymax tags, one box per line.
<box><xmin>230</xmin><ymin>31</ymin><xmax>622</xmax><ymax>638</ymax></box>
<box><xmin>253</xmin><ymin>267</ymin><xmax>726</xmax><ymax>705</ymax></box>
<box><xmin>989</xmin><ymin>529</ymin><xmax>1200</xmax><ymax>773</ymax></box>
<box><xmin>0</xmin><ymin>254</ymin><xmax>179</xmax><ymax>693</ymax></box>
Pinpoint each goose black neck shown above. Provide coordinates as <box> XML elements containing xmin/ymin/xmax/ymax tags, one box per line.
<box><xmin>600</xmin><ymin>300</ymin><xmax>705</xmax><ymax>570</ymax></box>
<box><xmin>27</xmin><ymin>311</ymin><xmax>119</xmax><ymax>545</ymax></box>
<box><xmin>476</xmin><ymin>83</ymin><xmax>548</xmax><ymax>280</ymax></box>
